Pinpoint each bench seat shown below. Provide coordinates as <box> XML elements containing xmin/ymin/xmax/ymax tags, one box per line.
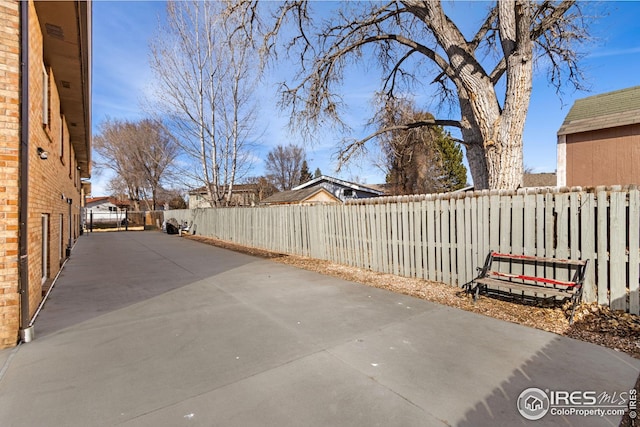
<box><xmin>474</xmin><ymin>277</ymin><xmax>575</xmax><ymax>299</ymax></box>
<box><xmin>469</xmin><ymin>251</ymin><xmax>589</xmax><ymax>324</ymax></box>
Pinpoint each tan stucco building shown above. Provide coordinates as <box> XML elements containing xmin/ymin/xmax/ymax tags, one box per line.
<box><xmin>0</xmin><ymin>0</ymin><xmax>91</xmax><ymax>348</ymax></box>
<box><xmin>260</xmin><ymin>186</ymin><xmax>342</xmax><ymax>206</ymax></box>
<box><xmin>557</xmin><ymin>86</ymin><xmax>640</xmax><ymax>187</ymax></box>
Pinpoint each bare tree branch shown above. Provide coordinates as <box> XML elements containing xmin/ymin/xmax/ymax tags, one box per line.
<box><xmin>149</xmin><ymin>0</ymin><xmax>260</xmax><ymax>206</ymax></box>
<box><xmin>232</xmin><ymin>0</ymin><xmax>594</xmax><ymax>190</ymax></box>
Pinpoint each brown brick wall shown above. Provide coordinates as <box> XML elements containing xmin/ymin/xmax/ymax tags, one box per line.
<box><xmin>0</xmin><ymin>0</ymin><xmax>83</xmax><ymax>349</ymax></box>
<box><xmin>0</xmin><ymin>0</ymin><xmax>21</xmax><ymax>348</ymax></box>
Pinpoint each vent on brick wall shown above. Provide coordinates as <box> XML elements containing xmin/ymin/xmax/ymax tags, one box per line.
<box><xmin>45</xmin><ymin>23</ymin><xmax>64</xmax><ymax>40</ymax></box>
<box><xmin>61</xmin><ymin>81</ymin><xmax>71</xmax><ymax>89</ymax></box>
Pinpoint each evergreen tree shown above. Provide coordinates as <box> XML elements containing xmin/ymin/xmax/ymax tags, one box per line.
<box><xmin>378</xmin><ymin>98</ymin><xmax>467</xmax><ymax>195</ymax></box>
<box><xmin>299</xmin><ymin>160</ymin><xmax>313</xmax><ymax>184</ymax></box>
<box><xmin>313</xmin><ymin>168</ymin><xmax>322</xmax><ymax>178</ymax></box>
<box><xmin>434</xmin><ymin>130</ymin><xmax>467</xmax><ymax>191</ymax></box>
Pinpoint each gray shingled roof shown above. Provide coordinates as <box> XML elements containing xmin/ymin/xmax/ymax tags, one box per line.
<box><xmin>293</xmin><ymin>175</ymin><xmax>385</xmax><ymax>195</ymax></box>
<box><xmin>523</xmin><ymin>173</ymin><xmax>556</xmax><ymax>188</ymax></box>
<box><xmin>558</xmin><ymin>86</ymin><xmax>640</xmax><ymax>136</ymax></box>
<box><xmin>260</xmin><ymin>186</ymin><xmax>338</xmax><ymax>205</ymax></box>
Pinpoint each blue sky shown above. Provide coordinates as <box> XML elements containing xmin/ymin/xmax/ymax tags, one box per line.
<box><xmin>91</xmin><ymin>1</ymin><xmax>640</xmax><ymax>196</ymax></box>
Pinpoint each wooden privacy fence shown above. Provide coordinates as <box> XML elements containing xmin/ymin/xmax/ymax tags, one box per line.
<box><xmin>168</xmin><ymin>186</ymin><xmax>640</xmax><ymax>314</ymax></box>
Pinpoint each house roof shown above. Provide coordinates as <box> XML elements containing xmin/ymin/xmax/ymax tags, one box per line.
<box><xmin>558</xmin><ymin>86</ymin><xmax>640</xmax><ymax>136</ymax></box>
<box><xmin>260</xmin><ymin>187</ymin><xmax>340</xmax><ymax>205</ymax></box>
<box><xmin>35</xmin><ymin>1</ymin><xmax>92</xmax><ymax>178</ymax></box>
<box><xmin>523</xmin><ymin>172</ymin><xmax>556</xmax><ymax>188</ymax></box>
<box><xmin>85</xmin><ymin>197</ymin><xmax>131</xmax><ymax>207</ymax></box>
<box><xmin>188</xmin><ymin>183</ymin><xmax>260</xmax><ymax>195</ymax></box>
<box><xmin>86</xmin><ymin>196</ymin><xmax>110</xmax><ymax>205</ymax></box>
<box><xmin>293</xmin><ymin>175</ymin><xmax>385</xmax><ymax>195</ymax></box>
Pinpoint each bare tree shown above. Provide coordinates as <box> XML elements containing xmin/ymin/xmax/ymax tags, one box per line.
<box><xmin>156</xmin><ymin>187</ymin><xmax>188</xmax><ymax>209</ymax></box>
<box><xmin>94</xmin><ymin>118</ymin><xmax>179</xmax><ymax>210</ymax></box>
<box><xmin>130</xmin><ymin>120</ymin><xmax>180</xmax><ymax>210</ymax></box>
<box><xmin>244</xmin><ymin>176</ymin><xmax>277</xmax><ymax>203</ymax></box>
<box><xmin>231</xmin><ymin>1</ymin><xmax>592</xmax><ymax>190</ymax></box>
<box><xmin>265</xmin><ymin>144</ymin><xmax>307</xmax><ymax>191</ymax></box>
<box><xmin>149</xmin><ymin>0</ymin><xmax>260</xmax><ymax>206</ymax></box>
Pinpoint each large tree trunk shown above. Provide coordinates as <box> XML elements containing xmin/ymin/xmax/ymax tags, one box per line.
<box><xmin>410</xmin><ymin>0</ymin><xmax>532</xmax><ymax>190</ymax></box>
<box><xmin>486</xmin><ymin>1</ymin><xmax>531</xmax><ymax>189</ymax></box>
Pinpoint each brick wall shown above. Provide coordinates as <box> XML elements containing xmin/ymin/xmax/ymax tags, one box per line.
<box><xmin>0</xmin><ymin>0</ymin><xmax>21</xmax><ymax>348</ymax></box>
<box><xmin>0</xmin><ymin>0</ymin><xmax>84</xmax><ymax>349</ymax></box>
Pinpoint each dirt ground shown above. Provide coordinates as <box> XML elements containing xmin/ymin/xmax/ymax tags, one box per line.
<box><xmin>185</xmin><ymin>235</ymin><xmax>640</xmax><ymax>360</ymax></box>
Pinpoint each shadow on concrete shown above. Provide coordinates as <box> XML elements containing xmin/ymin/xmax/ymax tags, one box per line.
<box><xmin>34</xmin><ymin>231</ymin><xmax>260</xmax><ymax>338</ymax></box>
<box><xmin>456</xmin><ymin>335</ymin><xmax>639</xmax><ymax>427</ymax></box>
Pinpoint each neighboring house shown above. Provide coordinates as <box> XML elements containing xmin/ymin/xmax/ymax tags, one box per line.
<box><xmin>291</xmin><ymin>175</ymin><xmax>385</xmax><ymax>202</ymax></box>
<box><xmin>557</xmin><ymin>86</ymin><xmax>640</xmax><ymax>187</ymax></box>
<box><xmin>0</xmin><ymin>1</ymin><xmax>91</xmax><ymax>347</ymax></box>
<box><xmin>260</xmin><ymin>186</ymin><xmax>341</xmax><ymax>206</ymax></box>
<box><xmin>188</xmin><ymin>183</ymin><xmax>275</xmax><ymax>208</ymax></box>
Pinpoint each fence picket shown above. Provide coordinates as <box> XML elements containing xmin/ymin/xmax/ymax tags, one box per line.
<box><xmin>402</xmin><ymin>202</ymin><xmax>411</xmax><ymax>277</ymax></box>
<box><xmin>480</xmin><ymin>192</ymin><xmax>490</xmax><ymax>269</ymax></box>
<box><xmin>523</xmin><ymin>192</ymin><xmax>536</xmax><ymax>279</ymax></box>
<box><xmin>389</xmin><ymin>203</ymin><xmax>398</xmax><ymax>276</ymax></box>
<box><xmin>414</xmin><ymin>201</ymin><xmax>423</xmax><ymax>279</ymax></box>
<box><xmin>489</xmin><ymin>193</ymin><xmax>500</xmax><ymax>252</ymax></box>
<box><xmin>465</xmin><ymin>197</ymin><xmax>478</xmax><ymax>283</ymax></box>
<box><xmin>596</xmin><ymin>189</ymin><xmax>609</xmax><ymax>306</ymax></box>
<box><xmin>535</xmin><ymin>192</ymin><xmax>545</xmax><ymax>281</ymax></box>
<box><xmin>580</xmin><ymin>193</ymin><xmax>596</xmax><ymax>303</ymax></box>
<box><xmin>570</xmin><ymin>192</ymin><xmax>580</xmax><ymax>262</ymax></box>
<box><xmin>629</xmin><ymin>189</ymin><xmax>640</xmax><ymax>315</ymax></box>
<box><xmin>545</xmin><ymin>193</ymin><xmax>556</xmax><ymax>281</ymax></box>
<box><xmin>434</xmin><ymin>198</ymin><xmax>442</xmax><ymax>283</ymax></box>
<box><xmin>381</xmin><ymin>203</ymin><xmax>390</xmax><ymax>274</ymax></box>
<box><xmin>610</xmin><ymin>191</ymin><xmax>626</xmax><ymax>311</ymax></box>
<box><xmin>464</xmin><ymin>196</ymin><xmax>473</xmax><ymax>286</ymax></box>
<box><xmin>511</xmin><ymin>195</ymin><xmax>524</xmax><ymax>279</ymax></box>
<box><xmin>455</xmin><ymin>197</ymin><xmax>465</xmax><ymax>286</ymax></box>
<box><xmin>372</xmin><ymin>203</ymin><xmax>382</xmax><ymax>273</ymax></box>
<box><xmin>426</xmin><ymin>199</ymin><xmax>436</xmax><ymax>282</ymax></box>
<box><xmin>348</xmin><ymin>205</ymin><xmax>356</xmax><ymax>267</ymax></box>
<box><xmin>441</xmin><ymin>198</ymin><xmax>451</xmax><ymax>285</ymax></box>
<box><xmin>556</xmin><ymin>192</ymin><xmax>570</xmax><ymax>282</ymax></box>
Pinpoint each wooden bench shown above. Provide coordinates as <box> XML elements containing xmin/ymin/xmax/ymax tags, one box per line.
<box><xmin>468</xmin><ymin>251</ymin><xmax>589</xmax><ymax>324</ymax></box>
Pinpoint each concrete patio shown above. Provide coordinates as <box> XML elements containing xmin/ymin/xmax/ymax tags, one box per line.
<box><xmin>0</xmin><ymin>231</ymin><xmax>637</xmax><ymax>426</ymax></box>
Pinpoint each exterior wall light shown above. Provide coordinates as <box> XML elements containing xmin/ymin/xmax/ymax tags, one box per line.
<box><xmin>37</xmin><ymin>147</ymin><xmax>48</xmax><ymax>160</ymax></box>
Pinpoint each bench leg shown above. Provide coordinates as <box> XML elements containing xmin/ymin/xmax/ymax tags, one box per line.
<box><xmin>473</xmin><ymin>284</ymin><xmax>480</xmax><ymax>303</ymax></box>
<box><xmin>465</xmin><ymin>282</ymin><xmax>477</xmax><ymax>302</ymax></box>
<box><xmin>568</xmin><ymin>288</ymin><xmax>584</xmax><ymax>325</ymax></box>
<box><xmin>568</xmin><ymin>296</ymin><xmax>578</xmax><ymax>325</ymax></box>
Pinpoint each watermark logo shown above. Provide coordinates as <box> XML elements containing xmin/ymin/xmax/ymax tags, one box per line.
<box><xmin>517</xmin><ymin>388</ymin><xmax>550</xmax><ymax>420</ymax></box>
<box><xmin>517</xmin><ymin>387</ymin><xmax>636</xmax><ymax>420</ymax></box>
